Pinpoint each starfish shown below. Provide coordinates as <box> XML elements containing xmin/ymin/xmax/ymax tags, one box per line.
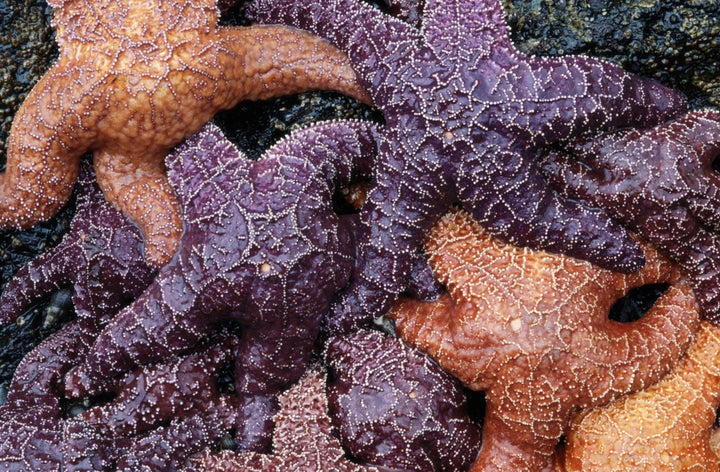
<box><xmin>185</xmin><ymin>366</ymin><xmax>380</xmax><ymax>471</ymax></box>
<box><xmin>0</xmin><ymin>159</ymin><xmax>155</xmax><ymax>327</ymax></box>
<box><xmin>560</xmin><ymin>321</ymin><xmax>720</xmax><ymax>471</ymax></box>
<box><xmin>0</xmin><ymin>0</ymin><xmax>371</xmax><ymax>267</ymax></box>
<box><xmin>540</xmin><ymin>109</ymin><xmax>720</xmax><ymax>323</ymax></box>
<box><xmin>247</xmin><ymin>0</ymin><xmax>688</xmax><ymax>335</ymax></box>
<box><xmin>325</xmin><ymin>329</ymin><xmax>481</xmax><ymax>471</ymax></box>
<box><xmin>63</xmin><ymin>120</ymin><xmax>378</xmax><ymax>451</ymax></box>
<box><xmin>388</xmin><ymin>209</ymin><xmax>700</xmax><ymax>472</ymax></box>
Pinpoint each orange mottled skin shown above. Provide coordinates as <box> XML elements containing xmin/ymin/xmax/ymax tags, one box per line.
<box><xmin>388</xmin><ymin>209</ymin><xmax>700</xmax><ymax>472</ymax></box>
<box><xmin>2</xmin><ymin>0</ymin><xmax>370</xmax><ymax>267</ymax></box>
<box><xmin>561</xmin><ymin>321</ymin><xmax>720</xmax><ymax>471</ymax></box>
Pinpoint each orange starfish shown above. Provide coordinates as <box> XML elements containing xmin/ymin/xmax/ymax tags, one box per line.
<box><xmin>388</xmin><ymin>209</ymin><xmax>700</xmax><ymax>472</ymax></box>
<box><xmin>560</xmin><ymin>321</ymin><xmax>720</xmax><ymax>471</ymax></box>
<box><xmin>1</xmin><ymin>0</ymin><xmax>370</xmax><ymax>267</ymax></box>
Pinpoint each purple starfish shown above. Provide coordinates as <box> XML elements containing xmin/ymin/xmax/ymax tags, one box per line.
<box><xmin>247</xmin><ymin>0</ymin><xmax>687</xmax><ymax>335</ymax></box>
<box><xmin>325</xmin><ymin>329</ymin><xmax>482</xmax><ymax>471</ymax></box>
<box><xmin>64</xmin><ymin>119</ymin><xmax>378</xmax><ymax>451</ymax></box>
<box><xmin>540</xmin><ymin>109</ymin><xmax>720</xmax><ymax>323</ymax></box>
<box><xmin>0</xmin><ymin>159</ymin><xmax>155</xmax><ymax>327</ymax></box>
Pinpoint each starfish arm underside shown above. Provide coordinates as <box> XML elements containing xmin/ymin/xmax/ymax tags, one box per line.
<box><xmin>217</xmin><ymin>25</ymin><xmax>372</xmax><ymax>105</ymax></box>
<box><xmin>326</xmin><ymin>145</ymin><xmax>452</xmax><ymax>334</ymax></box>
<box><xmin>247</xmin><ymin>0</ymin><xmax>421</xmax><ymax>106</ymax></box>
<box><xmin>522</xmin><ymin>55</ymin><xmax>687</xmax><ymax>146</ymax></box>
<box><xmin>458</xmin><ymin>148</ymin><xmax>645</xmax><ymax>272</ymax></box>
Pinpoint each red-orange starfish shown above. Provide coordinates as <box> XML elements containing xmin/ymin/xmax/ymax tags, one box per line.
<box><xmin>560</xmin><ymin>321</ymin><xmax>720</xmax><ymax>471</ymax></box>
<box><xmin>388</xmin><ymin>209</ymin><xmax>700</xmax><ymax>472</ymax></box>
<box><xmin>0</xmin><ymin>0</ymin><xmax>370</xmax><ymax>267</ymax></box>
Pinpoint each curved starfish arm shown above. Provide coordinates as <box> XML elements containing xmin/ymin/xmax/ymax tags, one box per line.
<box><xmin>75</xmin><ymin>336</ymin><xmax>234</xmax><ymax>442</ymax></box>
<box><xmin>459</xmin><ymin>150</ymin><xmax>645</xmax><ymax>272</ymax></box>
<box><xmin>586</xmin><ymin>281</ymin><xmax>699</xmax><ymax>402</ymax></box>
<box><xmin>217</xmin><ymin>25</ymin><xmax>372</xmax><ymax>105</ymax></box>
<box><xmin>524</xmin><ymin>55</ymin><xmax>687</xmax><ymax>145</ymax></box>
<box><xmin>93</xmin><ymin>148</ymin><xmax>182</xmax><ymax>268</ymax></box>
<box><xmin>0</xmin><ymin>68</ymin><xmax>97</xmax><ymax>229</ymax></box>
<box><xmin>325</xmin><ymin>144</ymin><xmax>453</xmax><ymax>335</ymax></box>
<box><xmin>563</xmin><ymin>322</ymin><xmax>720</xmax><ymax>471</ymax></box>
<box><xmin>63</xmin><ymin>263</ymin><xmax>206</xmax><ymax>397</ymax></box>
<box><xmin>423</xmin><ymin>0</ymin><xmax>510</xmax><ymax>62</ymax></box>
<box><xmin>676</xmin><ymin>229</ymin><xmax>720</xmax><ymax>324</ymax></box>
<box><xmin>0</xmin><ymin>242</ymin><xmax>75</xmax><ymax>327</ymax></box>
<box><xmin>267</xmin><ymin>120</ymin><xmax>378</xmax><ymax>190</ymax></box>
<box><xmin>246</xmin><ymin>0</ymin><xmax>420</xmax><ymax>106</ymax></box>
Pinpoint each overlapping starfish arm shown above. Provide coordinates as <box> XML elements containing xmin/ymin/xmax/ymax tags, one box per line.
<box><xmin>325</xmin><ymin>329</ymin><xmax>482</xmax><ymax>471</ymax></box>
<box><xmin>540</xmin><ymin>109</ymin><xmax>720</xmax><ymax>323</ymax></box>
<box><xmin>64</xmin><ymin>333</ymin><xmax>238</xmax><ymax>469</ymax></box>
<box><xmin>249</xmin><ymin>0</ymin><xmax>688</xmax><ymax>335</ymax></box>
<box><xmin>388</xmin><ymin>209</ymin><xmax>700</xmax><ymax>472</ymax></box>
<box><xmin>0</xmin><ymin>160</ymin><xmax>155</xmax><ymax>327</ymax></box>
<box><xmin>64</xmin><ymin>121</ymin><xmax>377</xmax><ymax>449</ymax></box>
<box><xmin>185</xmin><ymin>367</ymin><xmax>380</xmax><ymax>471</ymax></box>
<box><xmin>561</xmin><ymin>322</ymin><xmax>720</xmax><ymax>471</ymax></box>
<box><xmin>2</xmin><ymin>0</ymin><xmax>371</xmax><ymax>268</ymax></box>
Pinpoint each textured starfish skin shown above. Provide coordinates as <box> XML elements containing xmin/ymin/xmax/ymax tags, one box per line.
<box><xmin>186</xmin><ymin>367</ymin><xmax>380</xmax><ymax>471</ymax></box>
<box><xmin>540</xmin><ymin>109</ymin><xmax>720</xmax><ymax>323</ymax></box>
<box><xmin>0</xmin><ymin>159</ymin><xmax>155</xmax><ymax>327</ymax></box>
<box><xmin>0</xmin><ymin>0</ymin><xmax>371</xmax><ymax>267</ymax></box>
<box><xmin>560</xmin><ymin>321</ymin><xmax>720</xmax><ymax>472</ymax></box>
<box><xmin>64</xmin><ymin>120</ymin><xmax>377</xmax><ymax>451</ymax></box>
<box><xmin>248</xmin><ymin>0</ymin><xmax>687</xmax><ymax>335</ymax></box>
<box><xmin>325</xmin><ymin>329</ymin><xmax>481</xmax><ymax>471</ymax></box>
<box><xmin>388</xmin><ymin>209</ymin><xmax>700</xmax><ymax>472</ymax></box>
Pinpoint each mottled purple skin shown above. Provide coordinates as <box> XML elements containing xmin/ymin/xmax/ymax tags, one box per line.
<box><xmin>247</xmin><ymin>0</ymin><xmax>688</xmax><ymax>335</ymax></box>
<box><xmin>65</xmin><ymin>332</ymin><xmax>239</xmax><ymax>470</ymax></box>
<box><xmin>65</xmin><ymin>120</ymin><xmax>378</xmax><ymax>451</ymax></box>
<box><xmin>325</xmin><ymin>329</ymin><xmax>482</xmax><ymax>471</ymax></box>
<box><xmin>540</xmin><ymin>109</ymin><xmax>720</xmax><ymax>323</ymax></box>
<box><xmin>0</xmin><ymin>159</ymin><xmax>155</xmax><ymax>326</ymax></box>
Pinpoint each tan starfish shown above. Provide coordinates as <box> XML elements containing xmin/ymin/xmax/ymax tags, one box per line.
<box><xmin>1</xmin><ymin>0</ymin><xmax>370</xmax><ymax>267</ymax></box>
<box><xmin>388</xmin><ymin>208</ymin><xmax>700</xmax><ymax>472</ymax></box>
<box><xmin>559</xmin><ymin>321</ymin><xmax>720</xmax><ymax>471</ymax></box>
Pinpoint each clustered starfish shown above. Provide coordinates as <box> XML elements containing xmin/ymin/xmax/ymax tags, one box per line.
<box><xmin>325</xmin><ymin>329</ymin><xmax>481</xmax><ymax>471</ymax></box>
<box><xmin>248</xmin><ymin>0</ymin><xmax>688</xmax><ymax>335</ymax></box>
<box><xmin>0</xmin><ymin>0</ymin><xmax>370</xmax><ymax>267</ymax></box>
<box><xmin>560</xmin><ymin>321</ymin><xmax>720</xmax><ymax>471</ymax></box>
<box><xmin>64</xmin><ymin>120</ymin><xmax>377</xmax><ymax>451</ymax></box>
<box><xmin>388</xmin><ymin>209</ymin><xmax>700</xmax><ymax>471</ymax></box>
<box><xmin>540</xmin><ymin>109</ymin><xmax>720</xmax><ymax>323</ymax></box>
<box><xmin>0</xmin><ymin>159</ymin><xmax>155</xmax><ymax>327</ymax></box>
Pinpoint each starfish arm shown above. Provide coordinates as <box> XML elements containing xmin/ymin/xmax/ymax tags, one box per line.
<box><xmin>422</xmin><ymin>0</ymin><xmax>510</xmax><ymax>62</ymax></box>
<box><xmin>63</xmin><ymin>262</ymin><xmax>206</xmax><ymax>397</ymax></box>
<box><xmin>268</xmin><ymin>120</ymin><xmax>378</xmax><ymax>190</ymax></box>
<box><xmin>0</xmin><ymin>67</ymin><xmax>98</xmax><ymax>229</ymax></box>
<box><xmin>459</xmin><ymin>150</ymin><xmax>645</xmax><ymax>272</ymax></box>
<box><xmin>0</xmin><ymin>243</ymin><xmax>74</xmax><ymax>327</ymax></box>
<box><xmin>522</xmin><ymin>55</ymin><xmax>687</xmax><ymax>145</ymax></box>
<box><xmin>563</xmin><ymin>322</ymin><xmax>720</xmax><ymax>471</ymax></box>
<box><xmin>247</xmin><ymin>0</ymin><xmax>421</xmax><ymax>106</ymax></box>
<box><xmin>216</xmin><ymin>26</ymin><xmax>372</xmax><ymax>105</ymax></box>
<box><xmin>326</xmin><ymin>144</ymin><xmax>452</xmax><ymax>335</ymax></box>
<box><xmin>93</xmin><ymin>148</ymin><xmax>182</xmax><ymax>268</ymax></box>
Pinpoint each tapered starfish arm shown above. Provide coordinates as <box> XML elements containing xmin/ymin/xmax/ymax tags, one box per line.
<box><xmin>0</xmin><ymin>243</ymin><xmax>75</xmax><ymax>326</ymax></box>
<box><xmin>326</xmin><ymin>143</ymin><xmax>453</xmax><ymax>335</ymax></box>
<box><xmin>94</xmin><ymin>148</ymin><xmax>182</xmax><ymax>267</ymax></box>
<box><xmin>246</xmin><ymin>0</ymin><xmax>420</xmax><ymax>106</ymax></box>
<box><xmin>0</xmin><ymin>68</ymin><xmax>99</xmax><ymax>229</ymax></box>
<box><xmin>216</xmin><ymin>26</ymin><xmax>372</xmax><ymax>105</ymax></box>
<box><xmin>458</xmin><ymin>148</ymin><xmax>645</xmax><ymax>272</ymax></box>
<box><xmin>563</xmin><ymin>322</ymin><xmax>720</xmax><ymax>471</ymax></box>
